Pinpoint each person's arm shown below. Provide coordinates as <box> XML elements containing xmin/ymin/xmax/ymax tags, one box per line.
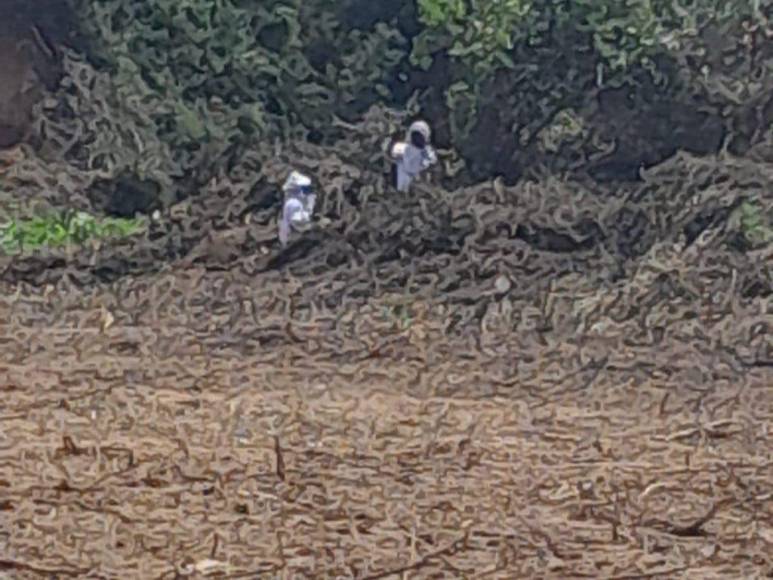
<box><xmin>279</xmin><ymin>199</ymin><xmax>301</xmax><ymax>246</ymax></box>
<box><xmin>303</xmin><ymin>193</ymin><xmax>316</xmax><ymax>215</ymax></box>
<box><xmin>422</xmin><ymin>146</ymin><xmax>437</xmax><ymax>168</ymax></box>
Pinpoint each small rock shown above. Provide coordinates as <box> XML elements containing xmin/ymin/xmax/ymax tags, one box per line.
<box><xmin>100</xmin><ymin>307</ymin><xmax>115</xmax><ymax>332</ymax></box>
<box><xmin>194</xmin><ymin>559</ymin><xmax>226</xmax><ymax>574</ymax></box>
<box><xmin>759</xmin><ymin>525</ymin><xmax>773</xmax><ymax>544</ymax></box>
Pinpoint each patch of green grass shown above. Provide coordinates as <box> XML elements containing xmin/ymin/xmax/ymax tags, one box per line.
<box><xmin>382</xmin><ymin>302</ymin><xmax>414</xmax><ymax>330</ymax></box>
<box><xmin>736</xmin><ymin>200</ymin><xmax>773</xmax><ymax>247</ymax></box>
<box><xmin>0</xmin><ymin>210</ymin><xmax>145</xmax><ymax>255</ymax></box>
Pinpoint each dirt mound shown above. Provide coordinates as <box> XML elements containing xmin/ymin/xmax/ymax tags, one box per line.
<box><xmin>2</xmin><ymin>122</ymin><xmax>770</xmax><ymax>322</ymax></box>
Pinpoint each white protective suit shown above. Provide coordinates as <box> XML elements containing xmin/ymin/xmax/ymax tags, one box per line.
<box><xmin>390</xmin><ymin>120</ymin><xmax>437</xmax><ymax>192</ymax></box>
<box><xmin>278</xmin><ymin>170</ymin><xmax>316</xmax><ymax>247</ymax></box>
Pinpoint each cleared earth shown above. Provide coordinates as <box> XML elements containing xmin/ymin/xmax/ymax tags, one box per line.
<box><xmin>0</xmin><ymin>267</ymin><xmax>771</xmax><ymax>579</ymax></box>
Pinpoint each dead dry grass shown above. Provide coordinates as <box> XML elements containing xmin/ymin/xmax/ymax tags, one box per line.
<box><xmin>0</xmin><ymin>267</ymin><xmax>771</xmax><ymax>579</ymax></box>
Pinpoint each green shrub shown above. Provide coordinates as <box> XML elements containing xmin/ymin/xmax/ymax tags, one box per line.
<box><xmin>74</xmin><ymin>0</ymin><xmax>408</xmax><ymax>143</ymax></box>
<box><xmin>61</xmin><ymin>0</ymin><xmax>770</xmax><ymax>188</ymax></box>
<box><xmin>413</xmin><ymin>0</ymin><xmax>763</xmax><ymax>170</ymax></box>
<box><xmin>734</xmin><ymin>200</ymin><xmax>773</xmax><ymax>247</ymax></box>
<box><xmin>0</xmin><ymin>211</ymin><xmax>144</xmax><ymax>255</ymax></box>
<box><xmin>414</xmin><ymin>0</ymin><xmax>528</xmax><ymax>74</ymax></box>
<box><xmin>415</xmin><ymin>0</ymin><xmax>757</xmax><ymax>80</ymax></box>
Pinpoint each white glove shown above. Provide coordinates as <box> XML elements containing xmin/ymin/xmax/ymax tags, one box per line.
<box><xmin>391</xmin><ymin>141</ymin><xmax>407</xmax><ymax>159</ymax></box>
<box><xmin>422</xmin><ymin>146</ymin><xmax>437</xmax><ymax>169</ymax></box>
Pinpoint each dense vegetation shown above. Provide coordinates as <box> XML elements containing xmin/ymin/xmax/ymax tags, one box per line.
<box><xmin>0</xmin><ymin>0</ymin><xmax>765</xmax><ymax>242</ymax></box>
<box><xmin>413</xmin><ymin>0</ymin><xmax>768</xmax><ymax>176</ymax></box>
<box><xmin>61</xmin><ymin>0</ymin><xmax>769</xmax><ymax>192</ymax></box>
<box><xmin>0</xmin><ymin>209</ymin><xmax>144</xmax><ymax>254</ymax></box>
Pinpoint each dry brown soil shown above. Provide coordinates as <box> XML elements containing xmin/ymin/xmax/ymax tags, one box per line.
<box><xmin>0</xmin><ymin>259</ymin><xmax>771</xmax><ymax>579</ymax></box>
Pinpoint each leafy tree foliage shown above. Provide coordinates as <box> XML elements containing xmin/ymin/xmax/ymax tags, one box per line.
<box><xmin>412</xmin><ymin>0</ymin><xmax>769</xmax><ymax>178</ymax></box>
<box><xmin>67</xmin><ymin>0</ymin><xmax>771</xmax><ymax>187</ymax></box>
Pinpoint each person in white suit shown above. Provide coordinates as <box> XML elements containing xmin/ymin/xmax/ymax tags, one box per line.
<box><xmin>390</xmin><ymin>120</ymin><xmax>437</xmax><ymax>192</ymax></box>
<box><xmin>278</xmin><ymin>170</ymin><xmax>316</xmax><ymax>247</ymax></box>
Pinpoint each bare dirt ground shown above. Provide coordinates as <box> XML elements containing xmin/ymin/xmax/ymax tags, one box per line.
<box><xmin>0</xmin><ymin>256</ymin><xmax>771</xmax><ymax>579</ymax></box>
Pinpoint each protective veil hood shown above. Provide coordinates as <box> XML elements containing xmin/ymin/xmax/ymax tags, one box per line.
<box><xmin>282</xmin><ymin>170</ymin><xmax>312</xmax><ymax>193</ymax></box>
<box><xmin>407</xmin><ymin>120</ymin><xmax>431</xmax><ymax>142</ymax></box>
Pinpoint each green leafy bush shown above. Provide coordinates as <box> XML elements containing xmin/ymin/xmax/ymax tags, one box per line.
<box><xmin>65</xmin><ymin>0</ymin><xmax>410</xmax><ymax>203</ymax></box>
<box><xmin>75</xmin><ymin>0</ymin><xmax>407</xmax><ymax>143</ymax></box>
<box><xmin>412</xmin><ymin>0</ymin><xmax>765</xmax><ymax>177</ymax></box>
<box><xmin>734</xmin><ymin>200</ymin><xmax>773</xmax><ymax>247</ymax></box>
<box><xmin>58</xmin><ymin>0</ymin><xmax>771</xmax><ymax>190</ymax></box>
<box><xmin>414</xmin><ymin>0</ymin><xmax>528</xmax><ymax>74</ymax></box>
<box><xmin>415</xmin><ymin>0</ymin><xmax>758</xmax><ymax>80</ymax></box>
<box><xmin>0</xmin><ymin>211</ymin><xmax>144</xmax><ymax>255</ymax></box>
